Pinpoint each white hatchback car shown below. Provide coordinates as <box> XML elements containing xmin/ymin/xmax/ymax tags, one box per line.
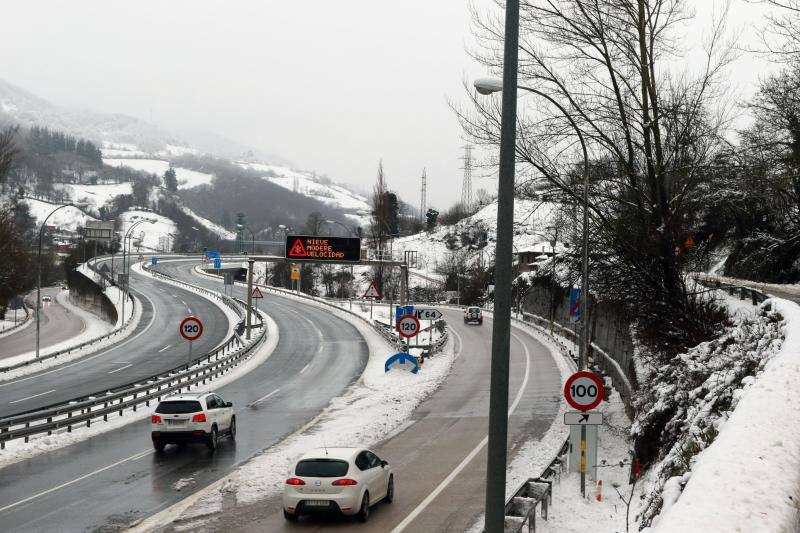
<box><xmin>283</xmin><ymin>447</ymin><xmax>393</xmax><ymax>522</ymax></box>
<box><xmin>150</xmin><ymin>392</ymin><xmax>235</xmax><ymax>452</ymax></box>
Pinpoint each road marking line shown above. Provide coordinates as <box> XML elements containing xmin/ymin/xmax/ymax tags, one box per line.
<box><xmin>247</xmin><ymin>388</ymin><xmax>281</xmax><ymax>408</ymax></box>
<box><xmin>0</xmin><ymin>449</ymin><xmax>152</xmax><ymax>513</ymax></box>
<box><xmin>300</xmin><ymin>363</ymin><xmax>310</xmax><ymax>374</ymax></box>
<box><xmin>9</xmin><ymin>389</ymin><xmax>57</xmax><ymax>404</ymax></box>
<box><xmin>107</xmin><ymin>363</ymin><xmax>133</xmax><ymax>374</ymax></box>
<box><xmin>390</xmin><ymin>332</ymin><xmax>532</xmax><ymax>533</ymax></box>
<box><xmin>158</xmin><ymin>344</ymin><xmax>172</xmax><ymax>353</ymax></box>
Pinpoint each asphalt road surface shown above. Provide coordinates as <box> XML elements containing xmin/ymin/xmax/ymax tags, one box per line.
<box><xmin>0</xmin><ymin>260</ymin><xmax>229</xmax><ymax>418</ymax></box>
<box><xmin>163</xmin><ymin>306</ymin><xmax>563</xmax><ymax>532</ymax></box>
<box><xmin>0</xmin><ymin>258</ymin><xmax>368</xmax><ymax>532</ymax></box>
<box><xmin>0</xmin><ymin>287</ymin><xmax>86</xmax><ymax>361</ymax></box>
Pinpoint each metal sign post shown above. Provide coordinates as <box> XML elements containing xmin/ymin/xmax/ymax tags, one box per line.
<box><xmin>564</xmin><ymin>371</ymin><xmax>604</xmax><ymax>498</ymax></box>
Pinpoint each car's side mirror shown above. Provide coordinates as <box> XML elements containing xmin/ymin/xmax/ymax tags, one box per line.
<box><xmin>225</xmin><ymin>402</ymin><xmax>233</xmax><ymax>407</ymax></box>
<box><xmin>381</xmin><ymin>460</ymin><xmax>388</xmax><ymax>468</ymax></box>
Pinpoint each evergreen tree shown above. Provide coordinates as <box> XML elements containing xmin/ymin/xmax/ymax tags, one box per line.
<box><xmin>163</xmin><ymin>166</ymin><xmax>178</xmax><ymax>192</ymax></box>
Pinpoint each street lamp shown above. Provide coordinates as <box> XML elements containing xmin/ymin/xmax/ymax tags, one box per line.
<box><xmin>120</xmin><ymin>218</ymin><xmax>156</xmax><ymax>326</ymax></box>
<box><xmin>475</xmin><ymin>72</ymin><xmax>593</xmax><ymax>507</ymax></box>
<box><xmin>237</xmin><ymin>223</ymin><xmax>255</xmax><ymax>254</ymax></box>
<box><xmin>36</xmin><ymin>202</ymin><xmax>88</xmax><ymax>359</ymax></box>
<box><xmin>473</xmin><ymin>76</ymin><xmax>590</xmax><ymax>370</ymax></box>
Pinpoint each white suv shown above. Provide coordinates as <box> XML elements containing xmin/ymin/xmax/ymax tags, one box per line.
<box><xmin>150</xmin><ymin>392</ymin><xmax>236</xmax><ymax>452</ymax></box>
<box><xmin>283</xmin><ymin>447</ymin><xmax>393</xmax><ymax>522</ymax></box>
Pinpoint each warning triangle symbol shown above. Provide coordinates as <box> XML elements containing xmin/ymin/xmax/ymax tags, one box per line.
<box><xmin>289</xmin><ymin>239</ymin><xmax>307</xmax><ymax>257</ymax></box>
<box><xmin>251</xmin><ymin>286</ymin><xmax>264</xmax><ymax>299</ymax></box>
<box><xmin>362</xmin><ymin>282</ymin><xmax>382</xmax><ymax>299</ymax></box>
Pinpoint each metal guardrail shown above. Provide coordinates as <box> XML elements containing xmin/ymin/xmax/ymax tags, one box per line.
<box><xmin>0</xmin><ymin>301</ymin><xmax>31</xmax><ymax>338</ymax></box>
<box><xmin>0</xmin><ymin>265</ymin><xmax>266</xmax><ymax>449</ymax></box>
<box><xmin>693</xmin><ymin>273</ymin><xmax>769</xmax><ymax>305</ymax></box>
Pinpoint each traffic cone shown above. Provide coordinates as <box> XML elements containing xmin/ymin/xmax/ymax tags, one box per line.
<box><xmin>595</xmin><ymin>479</ymin><xmax>603</xmax><ymax>502</ymax></box>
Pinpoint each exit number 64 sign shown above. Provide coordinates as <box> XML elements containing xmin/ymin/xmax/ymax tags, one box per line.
<box><xmin>179</xmin><ymin>316</ymin><xmax>204</xmax><ymax>341</ymax></box>
<box><xmin>564</xmin><ymin>371</ymin><xmax>604</xmax><ymax>411</ymax></box>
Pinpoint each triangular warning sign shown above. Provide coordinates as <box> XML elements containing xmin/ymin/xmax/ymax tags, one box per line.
<box><xmin>251</xmin><ymin>286</ymin><xmax>264</xmax><ymax>299</ymax></box>
<box><xmin>362</xmin><ymin>282</ymin><xmax>382</xmax><ymax>299</ymax></box>
<box><xmin>99</xmin><ymin>263</ymin><xmax>110</xmax><ymax>273</ymax></box>
<box><xmin>289</xmin><ymin>239</ymin><xmax>307</xmax><ymax>257</ymax></box>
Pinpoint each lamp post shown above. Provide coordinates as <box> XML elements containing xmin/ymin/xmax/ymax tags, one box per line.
<box><xmin>475</xmin><ymin>74</ymin><xmax>593</xmax><ymax>505</ymax></box>
<box><xmin>237</xmin><ymin>223</ymin><xmax>255</xmax><ymax>254</ymax></box>
<box><xmin>472</xmin><ymin>1</ymin><xmax>520</xmax><ymax>529</ymax></box>
<box><xmin>473</xmin><ymin>77</ymin><xmax>590</xmax><ymax>370</ymax></box>
<box><xmin>36</xmin><ymin>203</ymin><xmax>87</xmax><ymax>359</ymax></box>
<box><xmin>120</xmin><ymin>218</ymin><xmax>156</xmax><ymax>326</ymax></box>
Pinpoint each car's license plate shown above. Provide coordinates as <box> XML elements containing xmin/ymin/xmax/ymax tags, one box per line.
<box><xmin>167</xmin><ymin>420</ymin><xmax>184</xmax><ymax>425</ymax></box>
<box><xmin>305</xmin><ymin>500</ymin><xmax>329</xmax><ymax>507</ymax></box>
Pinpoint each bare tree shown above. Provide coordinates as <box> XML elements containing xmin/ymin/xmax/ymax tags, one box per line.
<box><xmin>459</xmin><ymin>0</ymin><xmax>736</xmax><ymax>355</ymax></box>
<box><xmin>370</xmin><ymin>161</ymin><xmax>391</xmax><ymax>291</ymax></box>
<box><xmin>751</xmin><ymin>0</ymin><xmax>800</xmax><ymax>60</ymax></box>
<box><xmin>0</xmin><ymin>127</ymin><xmax>17</xmax><ymax>185</ymax></box>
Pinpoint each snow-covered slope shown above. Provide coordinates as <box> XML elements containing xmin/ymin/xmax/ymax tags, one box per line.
<box><xmin>238</xmin><ymin>161</ymin><xmax>371</xmax><ymax>226</ymax></box>
<box><xmin>57</xmin><ymin>183</ymin><xmax>133</xmax><ymax>213</ymax></box>
<box><xmin>103</xmin><ymin>158</ymin><xmax>214</xmax><ymax>189</ymax></box>
<box><xmin>119</xmin><ymin>210</ymin><xmax>178</xmax><ymax>252</ymax></box>
<box><xmin>179</xmin><ymin>205</ymin><xmax>236</xmax><ymax>240</ymax></box>
<box><xmin>22</xmin><ymin>198</ymin><xmax>95</xmax><ymax>231</ymax></box>
<box><xmin>391</xmin><ymin>197</ymin><xmax>558</xmax><ymax>277</ymax></box>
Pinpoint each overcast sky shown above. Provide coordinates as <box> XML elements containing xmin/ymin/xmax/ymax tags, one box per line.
<box><xmin>0</xmin><ymin>1</ymin><xmax>782</xmax><ymax>210</ymax></box>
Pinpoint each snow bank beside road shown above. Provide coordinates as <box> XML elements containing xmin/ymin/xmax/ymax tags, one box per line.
<box><xmin>651</xmin><ymin>298</ymin><xmax>800</xmax><ymax>533</ymax></box>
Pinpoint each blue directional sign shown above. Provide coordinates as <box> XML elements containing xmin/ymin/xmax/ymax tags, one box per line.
<box><xmin>214</xmin><ymin>258</ymin><xmax>222</xmax><ymax>269</ymax></box>
<box><xmin>151</xmin><ymin>256</ymin><xmax>158</xmax><ymax>266</ymax></box>
<box><xmin>396</xmin><ymin>305</ymin><xmax>414</xmax><ymax>323</ymax></box>
<box><xmin>385</xmin><ymin>352</ymin><xmax>419</xmax><ymax>374</ymax></box>
<box><xmin>569</xmin><ymin>287</ymin><xmax>581</xmax><ymax>322</ymax></box>
<box><xmin>206</xmin><ymin>251</ymin><xmax>220</xmax><ymax>259</ymax></box>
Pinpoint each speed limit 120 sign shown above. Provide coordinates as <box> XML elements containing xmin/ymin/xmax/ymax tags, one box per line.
<box><xmin>179</xmin><ymin>316</ymin><xmax>203</xmax><ymax>341</ymax></box>
<box><xmin>397</xmin><ymin>314</ymin><xmax>421</xmax><ymax>339</ymax></box>
<box><xmin>564</xmin><ymin>371</ymin><xmax>604</xmax><ymax>412</ymax></box>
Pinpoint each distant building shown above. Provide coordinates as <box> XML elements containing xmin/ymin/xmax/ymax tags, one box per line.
<box><xmin>516</xmin><ymin>243</ymin><xmax>562</xmax><ymax>273</ymax></box>
<box><xmin>84</xmin><ymin>220</ymin><xmax>116</xmax><ymax>245</ymax></box>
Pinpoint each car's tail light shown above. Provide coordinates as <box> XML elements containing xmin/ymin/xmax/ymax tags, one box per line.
<box><xmin>332</xmin><ymin>479</ymin><xmax>358</xmax><ymax>486</ymax></box>
<box><xmin>192</xmin><ymin>413</ymin><xmax>207</xmax><ymax>422</ymax></box>
<box><xmin>151</xmin><ymin>415</ymin><xmax>162</xmax><ymax>423</ymax></box>
<box><xmin>286</xmin><ymin>478</ymin><xmax>306</xmax><ymax>486</ymax></box>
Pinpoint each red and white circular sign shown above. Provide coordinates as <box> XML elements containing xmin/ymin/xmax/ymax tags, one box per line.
<box><xmin>396</xmin><ymin>314</ymin><xmax>421</xmax><ymax>339</ymax></box>
<box><xmin>179</xmin><ymin>316</ymin><xmax>203</xmax><ymax>341</ymax></box>
<box><xmin>564</xmin><ymin>371</ymin><xmax>604</xmax><ymax>412</ymax></box>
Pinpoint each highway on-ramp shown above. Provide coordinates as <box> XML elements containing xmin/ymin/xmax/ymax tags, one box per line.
<box><xmin>0</xmin><ymin>258</ymin><xmax>369</xmax><ymax>532</ymax></box>
<box><xmin>1</xmin><ymin>287</ymin><xmax>86</xmax><ymax>361</ymax></box>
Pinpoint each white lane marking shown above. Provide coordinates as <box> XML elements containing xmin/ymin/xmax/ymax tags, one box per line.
<box><xmin>247</xmin><ymin>388</ymin><xmax>281</xmax><ymax>408</ymax></box>
<box><xmin>9</xmin><ymin>389</ymin><xmax>57</xmax><ymax>404</ymax></box>
<box><xmin>300</xmin><ymin>363</ymin><xmax>310</xmax><ymax>374</ymax></box>
<box><xmin>0</xmin><ymin>282</ymin><xmax>159</xmax><ymax>389</ymax></box>
<box><xmin>0</xmin><ymin>449</ymin><xmax>152</xmax><ymax>513</ymax></box>
<box><xmin>390</xmin><ymin>332</ymin><xmax>532</xmax><ymax>533</ymax></box>
<box><xmin>107</xmin><ymin>363</ymin><xmax>133</xmax><ymax>374</ymax></box>
<box><xmin>158</xmin><ymin>344</ymin><xmax>172</xmax><ymax>353</ymax></box>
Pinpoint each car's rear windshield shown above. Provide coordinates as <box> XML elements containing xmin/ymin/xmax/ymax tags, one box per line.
<box><xmin>468</xmin><ymin>307</ymin><xmax>481</xmax><ymax>314</ymax></box>
<box><xmin>295</xmin><ymin>459</ymin><xmax>349</xmax><ymax>477</ymax></box>
<box><xmin>155</xmin><ymin>400</ymin><xmax>202</xmax><ymax>414</ymax></box>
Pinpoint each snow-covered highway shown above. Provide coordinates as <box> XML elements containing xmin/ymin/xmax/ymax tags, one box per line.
<box><xmin>0</xmin><ymin>258</ymin><xmax>369</xmax><ymax>532</ymax></box>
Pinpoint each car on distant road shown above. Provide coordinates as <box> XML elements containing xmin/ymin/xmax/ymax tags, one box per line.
<box><xmin>464</xmin><ymin>306</ymin><xmax>483</xmax><ymax>325</ymax></box>
<box><xmin>41</xmin><ymin>295</ymin><xmax>52</xmax><ymax>302</ymax></box>
<box><xmin>283</xmin><ymin>447</ymin><xmax>393</xmax><ymax>522</ymax></box>
<box><xmin>150</xmin><ymin>392</ymin><xmax>235</xmax><ymax>452</ymax></box>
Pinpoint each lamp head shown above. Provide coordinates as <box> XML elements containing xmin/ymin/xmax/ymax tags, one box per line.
<box><xmin>474</xmin><ymin>77</ymin><xmax>503</xmax><ymax>95</ymax></box>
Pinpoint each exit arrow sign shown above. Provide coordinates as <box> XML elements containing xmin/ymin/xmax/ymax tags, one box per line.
<box><xmin>564</xmin><ymin>411</ymin><xmax>603</xmax><ymax>425</ymax></box>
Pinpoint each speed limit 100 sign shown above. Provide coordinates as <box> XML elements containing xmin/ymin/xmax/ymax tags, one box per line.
<box><xmin>564</xmin><ymin>371</ymin><xmax>604</xmax><ymax>411</ymax></box>
<box><xmin>397</xmin><ymin>314</ymin><xmax>421</xmax><ymax>339</ymax></box>
<box><xmin>179</xmin><ymin>316</ymin><xmax>203</xmax><ymax>341</ymax></box>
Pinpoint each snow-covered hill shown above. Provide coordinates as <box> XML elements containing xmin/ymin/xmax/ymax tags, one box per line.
<box><xmin>391</xmin><ymin>197</ymin><xmax>560</xmax><ymax>278</ymax></box>
<box><xmin>102</xmin><ymin>157</ymin><xmax>214</xmax><ymax>189</ymax></box>
<box><xmin>238</xmin><ymin>162</ymin><xmax>371</xmax><ymax>227</ymax></box>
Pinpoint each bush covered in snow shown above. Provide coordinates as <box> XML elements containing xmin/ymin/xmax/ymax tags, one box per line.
<box><xmin>632</xmin><ymin>302</ymin><xmax>784</xmax><ymax>527</ymax></box>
